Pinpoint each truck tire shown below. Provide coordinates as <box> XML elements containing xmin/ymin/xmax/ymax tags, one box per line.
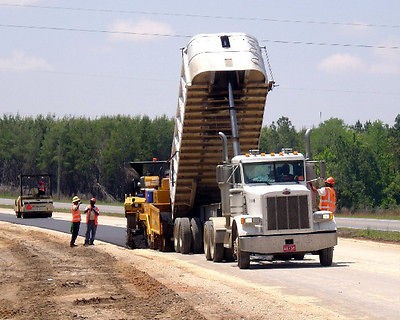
<box><xmin>223</xmin><ymin>247</ymin><xmax>235</xmax><ymax>262</ymax></box>
<box><xmin>173</xmin><ymin>218</ymin><xmax>181</xmax><ymax>253</ymax></box>
<box><xmin>237</xmin><ymin>247</ymin><xmax>250</xmax><ymax>269</ymax></box>
<box><xmin>319</xmin><ymin>247</ymin><xmax>334</xmax><ymax>266</ymax></box>
<box><xmin>190</xmin><ymin>218</ymin><xmax>203</xmax><ymax>254</ymax></box>
<box><xmin>209</xmin><ymin>222</ymin><xmax>223</xmax><ymax>262</ymax></box>
<box><xmin>160</xmin><ymin>212</ymin><xmax>173</xmax><ymax>252</ymax></box>
<box><xmin>233</xmin><ymin>225</ymin><xmax>250</xmax><ymax>269</ymax></box>
<box><xmin>126</xmin><ymin>215</ymin><xmax>136</xmax><ymax>248</ymax></box>
<box><xmin>179</xmin><ymin>218</ymin><xmax>192</xmax><ymax>254</ymax></box>
<box><xmin>148</xmin><ymin>234</ymin><xmax>155</xmax><ymax>250</ymax></box>
<box><xmin>203</xmin><ymin>221</ymin><xmax>212</xmax><ymax>261</ymax></box>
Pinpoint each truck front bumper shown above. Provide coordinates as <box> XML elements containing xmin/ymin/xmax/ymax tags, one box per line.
<box><xmin>240</xmin><ymin>231</ymin><xmax>337</xmax><ymax>255</ymax></box>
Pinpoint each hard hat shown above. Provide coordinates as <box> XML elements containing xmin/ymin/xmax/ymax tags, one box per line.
<box><xmin>325</xmin><ymin>177</ymin><xmax>335</xmax><ymax>185</ymax></box>
<box><xmin>90</xmin><ymin>197</ymin><xmax>96</xmax><ymax>203</ymax></box>
<box><xmin>72</xmin><ymin>196</ymin><xmax>80</xmax><ymax>203</ymax></box>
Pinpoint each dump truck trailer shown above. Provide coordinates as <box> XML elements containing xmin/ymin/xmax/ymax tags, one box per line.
<box><xmin>125</xmin><ymin>32</ymin><xmax>337</xmax><ymax>268</ymax></box>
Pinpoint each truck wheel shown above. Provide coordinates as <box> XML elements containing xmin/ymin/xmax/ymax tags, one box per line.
<box><xmin>173</xmin><ymin>218</ymin><xmax>181</xmax><ymax>253</ymax></box>
<box><xmin>237</xmin><ymin>246</ymin><xmax>250</xmax><ymax>269</ymax></box>
<box><xmin>223</xmin><ymin>247</ymin><xmax>235</xmax><ymax>262</ymax></box>
<box><xmin>209</xmin><ymin>222</ymin><xmax>223</xmax><ymax>262</ymax></box>
<box><xmin>319</xmin><ymin>247</ymin><xmax>334</xmax><ymax>266</ymax></box>
<box><xmin>160</xmin><ymin>212</ymin><xmax>173</xmax><ymax>252</ymax></box>
<box><xmin>126</xmin><ymin>230</ymin><xmax>134</xmax><ymax>248</ymax></box>
<box><xmin>148</xmin><ymin>234</ymin><xmax>156</xmax><ymax>250</ymax></box>
<box><xmin>159</xmin><ymin>224</ymin><xmax>171</xmax><ymax>252</ymax></box>
<box><xmin>159</xmin><ymin>235</ymin><xmax>168</xmax><ymax>252</ymax></box>
<box><xmin>179</xmin><ymin>218</ymin><xmax>192</xmax><ymax>254</ymax></box>
<box><xmin>190</xmin><ymin>218</ymin><xmax>203</xmax><ymax>254</ymax></box>
<box><xmin>126</xmin><ymin>215</ymin><xmax>136</xmax><ymax>248</ymax></box>
<box><xmin>233</xmin><ymin>226</ymin><xmax>250</xmax><ymax>269</ymax></box>
<box><xmin>203</xmin><ymin>221</ymin><xmax>212</xmax><ymax>260</ymax></box>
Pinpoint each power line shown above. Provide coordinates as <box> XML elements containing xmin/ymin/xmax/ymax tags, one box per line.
<box><xmin>0</xmin><ymin>23</ymin><xmax>398</xmax><ymax>50</ymax></box>
<box><xmin>261</xmin><ymin>39</ymin><xmax>399</xmax><ymax>50</ymax></box>
<box><xmin>1</xmin><ymin>3</ymin><xmax>399</xmax><ymax>29</ymax></box>
<box><xmin>0</xmin><ymin>23</ymin><xmax>191</xmax><ymax>38</ymax></box>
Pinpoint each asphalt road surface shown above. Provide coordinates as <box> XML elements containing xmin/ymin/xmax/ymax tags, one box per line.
<box><xmin>0</xmin><ymin>208</ymin><xmax>399</xmax><ymax>319</ymax></box>
<box><xmin>335</xmin><ymin>217</ymin><xmax>400</xmax><ymax>232</ymax></box>
<box><xmin>0</xmin><ymin>210</ymin><xmax>125</xmax><ymax>246</ymax></box>
<box><xmin>2</xmin><ymin>197</ymin><xmax>400</xmax><ymax>231</ymax></box>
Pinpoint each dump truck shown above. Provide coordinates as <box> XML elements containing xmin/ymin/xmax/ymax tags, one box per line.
<box><xmin>124</xmin><ymin>32</ymin><xmax>337</xmax><ymax>268</ymax></box>
<box><xmin>14</xmin><ymin>174</ymin><xmax>54</xmax><ymax>218</ymax></box>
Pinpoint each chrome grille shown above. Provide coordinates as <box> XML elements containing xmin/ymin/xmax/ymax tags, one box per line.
<box><xmin>266</xmin><ymin>195</ymin><xmax>309</xmax><ymax>230</ymax></box>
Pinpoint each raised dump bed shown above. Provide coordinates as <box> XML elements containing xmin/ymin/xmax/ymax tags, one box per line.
<box><xmin>170</xmin><ymin>33</ymin><xmax>272</xmax><ymax>217</ymax></box>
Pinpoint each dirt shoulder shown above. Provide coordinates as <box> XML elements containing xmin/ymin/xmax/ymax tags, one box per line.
<box><xmin>0</xmin><ymin>222</ymin><xmax>345</xmax><ymax>320</ymax></box>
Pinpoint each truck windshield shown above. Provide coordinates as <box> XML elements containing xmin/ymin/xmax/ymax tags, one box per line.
<box><xmin>243</xmin><ymin>161</ymin><xmax>304</xmax><ymax>184</ymax></box>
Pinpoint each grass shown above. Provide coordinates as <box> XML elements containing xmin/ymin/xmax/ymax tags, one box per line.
<box><xmin>338</xmin><ymin>228</ymin><xmax>400</xmax><ymax>243</ymax></box>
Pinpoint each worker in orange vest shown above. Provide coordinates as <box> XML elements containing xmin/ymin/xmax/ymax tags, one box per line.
<box><xmin>38</xmin><ymin>179</ymin><xmax>45</xmax><ymax>196</ymax></box>
<box><xmin>309</xmin><ymin>177</ymin><xmax>337</xmax><ymax>213</ymax></box>
<box><xmin>70</xmin><ymin>196</ymin><xmax>81</xmax><ymax>247</ymax></box>
<box><xmin>84</xmin><ymin>197</ymin><xmax>100</xmax><ymax>246</ymax></box>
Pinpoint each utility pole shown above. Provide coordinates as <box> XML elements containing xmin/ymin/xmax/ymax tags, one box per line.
<box><xmin>56</xmin><ymin>142</ymin><xmax>61</xmax><ymax>200</ymax></box>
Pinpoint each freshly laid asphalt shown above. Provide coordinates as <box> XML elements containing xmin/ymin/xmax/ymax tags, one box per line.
<box><xmin>1</xmin><ymin>198</ymin><xmax>399</xmax><ymax>236</ymax></box>
<box><xmin>0</xmin><ymin>211</ymin><xmax>126</xmax><ymax>247</ymax></box>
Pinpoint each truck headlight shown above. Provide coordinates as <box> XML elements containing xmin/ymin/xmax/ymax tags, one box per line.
<box><xmin>313</xmin><ymin>211</ymin><xmax>333</xmax><ymax>222</ymax></box>
<box><xmin>240</xmin><ymin>217</ymin><xmax>262</xmax><ymax>225</ymax></box>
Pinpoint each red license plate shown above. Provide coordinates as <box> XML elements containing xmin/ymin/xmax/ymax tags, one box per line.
<box><xmin>283</xmin><ymin>244</ymin><xmax>296</xmax><ymax>252</ymax></box>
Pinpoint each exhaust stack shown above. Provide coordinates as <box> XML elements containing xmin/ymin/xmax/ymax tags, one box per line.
<box><xmin>305</xmin><ymin>128</ymin><xmax>312</xmax><ymax>160</ymax></box>
<box><xmin>228</xmin><ymin>80</ymin><xmax>240</xmax><ymax>156</ymax></box>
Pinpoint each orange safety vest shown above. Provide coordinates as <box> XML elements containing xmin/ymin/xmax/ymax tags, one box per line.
<box><xmin>85</xmin><ymin>205</ymin><xmax>100</xmax><ymax>225</ymax></box>
<box><xmin>38</xmin><ymin>182</ymin><xmax>45</xmax><ymax>192</ymax></box>
<box><xmin>71</xmin><ymin>204</ymin><xmax>81</xmax><ymax>222</ymax></box>
<box><xmin>319</xmin><ymin>187</ymin><xmax>336</xmax><ymax>213</ymax></box>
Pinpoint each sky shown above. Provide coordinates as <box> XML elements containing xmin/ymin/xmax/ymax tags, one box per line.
<box><xmin>0</xmin><ymin>0</ymin><xmax>399</xmax><ymax>129</ymax></box>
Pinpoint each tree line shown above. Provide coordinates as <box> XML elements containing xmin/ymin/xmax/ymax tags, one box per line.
<box><xmin>0</xmin><ymin>114</ymin><xmax>174</xmax><ymax>201</ymax></box>
<box><xmin>259</xmin><ymin>115</ymin><xmax>400</xmax><ymax>211</ymax></box>
<box><xmin>0</xmin><ymin>114</ymin><xmax>399</xmax><ymax>211</ymax></box>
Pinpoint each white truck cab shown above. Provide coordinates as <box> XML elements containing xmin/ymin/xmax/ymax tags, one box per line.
<box><xmin>213</xmin><ymin>147</ymin><xmax>337</xmax><ymax>268</ymax></box>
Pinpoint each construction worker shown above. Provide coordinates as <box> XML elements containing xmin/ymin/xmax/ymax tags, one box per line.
<box><xmin>309</xmin><ymin>177</ymin><xmax>337</xmax><ymax>213</ymax></box>
<box><xmin>70</xmin><ymin>196</ymin><xmax>81</xmax><ymax>247</ymax></box>
<box><xmin>84</xmin><ymin>197</ymin><xmax>100</xmax><ymax>245</ymax></box>
<box><xmin>38</xmin><ymin>179</ymin><xmax>45</xmax><ymax>196</ymax></box>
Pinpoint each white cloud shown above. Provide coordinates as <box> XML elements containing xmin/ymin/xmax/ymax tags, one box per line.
<box><xmin>108</xmin><ymin>19</ymin><xmax>175</xmax><ymax>42</ymax></box>
<box><xmin>0</xmin><ymin>51</ymin><xmax>53</xmax><ymax>72</ymax></box>
<box><xmin>317</xmin><ymin>53</ymin><xmax>364</xmax><ymax>74</ymax></box>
